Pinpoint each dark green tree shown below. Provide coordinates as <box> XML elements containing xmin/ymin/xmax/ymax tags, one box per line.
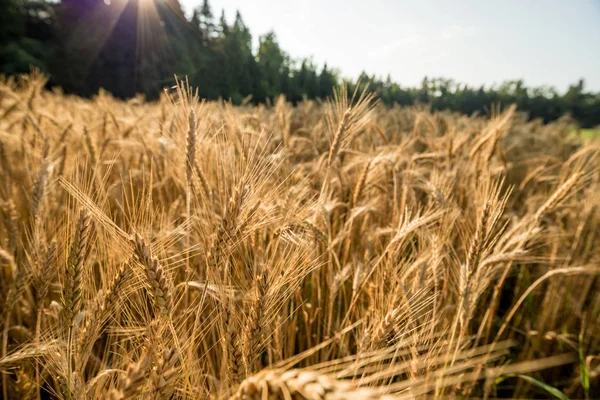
<box><xmin>0</xmin><ymin>0</ymin><xmax>56</xmax><ymax>75</ymax></box>
<box><xmin>318</xmin><ymin>63</ymin><xmax>337</xmax><ymax>99</ymax></box>
<box><xmin>257</xmin><ymin>31</ymin><xmax>287</xmax><ymax>100</ymax></box>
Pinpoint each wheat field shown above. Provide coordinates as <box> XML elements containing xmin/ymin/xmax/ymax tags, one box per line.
<box><xmin>0</xmin><ymin>73</ymin><xmax>599</xmax><ymax>399</ymax></box>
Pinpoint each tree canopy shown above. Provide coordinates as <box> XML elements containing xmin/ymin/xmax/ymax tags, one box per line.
<box><xmin>1</xmin><ymin>0</ymin><xmax>599</xmax><ymax>127</ymax></box>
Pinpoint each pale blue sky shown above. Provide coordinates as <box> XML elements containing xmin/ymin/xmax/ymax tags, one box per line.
<box><xmin>180</xmin><ymin>0</ymin><xmax>600</xmax><ymax>92</ymax></box>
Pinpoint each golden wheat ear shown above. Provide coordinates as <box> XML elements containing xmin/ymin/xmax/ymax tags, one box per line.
<box><xmin>109</xmin><ymin>352</ymin><xmax>152</xmax><ymax>400</ymax></box>
<box><xmin>62</xmin><ymin>211</ymin><xmax>93</xmax><ymax>327</ymax></box>
<box><xmin>130</xmin><ymin>232</ymin><xmax>173</xmax><ymax>318</ymax></box>
<box><xmin>232</xmin><ymin>368</ymin><xmax>396</xmax><ymax>400</ymax></box>
<box><xmin>325</xmin><ymin>84</ymin><xmax>378</xmax><ymax>172</ymax></box>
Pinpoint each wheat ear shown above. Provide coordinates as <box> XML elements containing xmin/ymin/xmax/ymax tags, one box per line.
<box><xmin>194</xmin><ymin>161</ymin><xmax>211</xmax><ymax>199</ymax></box>
<box><xmin>31</xmin><ymin>157</ymin><xmax>49</xmax><ymax>221</ymax></box>
<box><xmin>109</xmin><ymin>352</ymin><xmax>152</xmax><ymax>400</ymax></box>
<box><xmin>352</xmin><ymin>158</ymin><xmax>373</xmax><ymax>207</ymax></box>
<box><xmin>77</xmin><ymin>262</ymin><xmax>130</xmax><ymax>371</ymax></box>
<box><xmin>243</xmin><ymin>271</ymin><xmax>268</xmax><ymax>373</ymax></box>
<box><xmin>186</xmin><ymin>108</ymin><xmax>196</xmax><ymax>188</ymax></box>
<box><xmin>152</xmin><ymin>348</ymin><xmax>180</xmax><ymax>400</ymax></box>
<box><xmin>35</xmin><ymin>241</ymin><xmax>56</xmax><ymax>307</ymax></box>
<box><xmin>223</xmin><ymin>301</ymin><xmax>243</xmax><ymax>385</ymax></box>
<box><xmin>232</xmin><ymin>368</ymin><xmax>395</xmax><ymax>400</ymax></box>
<box><xmin>460</xmin><ymin>200</ymin><xmax>490</xmax><ymax>322</ymax></box>
<box><xmin>4</xmin><ymin>200</ymin><xmax>19</xmax><ymax>255</ymax></box>
<box><xmin>534</xmin><ymin>172</ymin><xmax>580</xmax><ymax>223</ymax></box>
<box><xmin>63</xmin><ymin>211</ymin><xmax>92</xmax><ymax>326</ymax></box>
<box><xmin>327</xmin><ymin>108</ymin><xmax>352</xmax><ymax>169</ymax></box>
<box><xmin>34</xmin><ymin>241</ymin><xmax>56</xmax><ymax>400</ymax></box>
<box><xmin>131</xmin><ymin>232</ymin><xmax>173</xmax><ymax>317</ymax></box>
<box><xmin>371</xmin><ymin>308</ymin><xmax>399</xmax><ymax>349</ymax></box>
<box><xmin>83</xmin><ymin>127</ymin><xmax>98</xmax><ymax>165</ymax></box>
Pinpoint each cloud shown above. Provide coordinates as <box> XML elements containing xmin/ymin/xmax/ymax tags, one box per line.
<box><xmin>389</xmin><ymin>34</ymin><xmax>426</xmax><ymax>50</ymax></box>
<box><xmin>368</xmin><ymin>34</ymin><xmax>428</xmax><ymax>57</ymax></box>
<box><xmin>368</xmin><ymin>24</ymin><xmax>479</xmax><ymax>59</ymax></box>
<box><xmin>440</xmin><ymin>24</ymin><xmax>479</xmax><ymax>41</ymax></box>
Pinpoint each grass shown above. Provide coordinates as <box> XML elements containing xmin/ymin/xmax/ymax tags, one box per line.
<box><xmin>572</xmin><ymin>128</ymin><xmax>600</xmax><ymax>140</ymax></box>
<box><xmin>0</xmin><ymin>72</ymin><xmax>599</xmax><ymax>399</ymax></box>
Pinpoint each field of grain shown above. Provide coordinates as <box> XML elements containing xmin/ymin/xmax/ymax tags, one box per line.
<box><xmin>0</xmin><ymin>73</ymin><xmax>599</xmax><ymax>399</ymax></box>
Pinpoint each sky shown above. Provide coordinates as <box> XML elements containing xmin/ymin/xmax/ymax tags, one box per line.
<box><xmin>179</xmin><ymin>0</ymin><xmax>600</xmax><ymax>92</ymax></box>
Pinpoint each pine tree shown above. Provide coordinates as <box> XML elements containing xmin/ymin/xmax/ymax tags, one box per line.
<box><xmin>318</xmin><ymin>63</ymin><xmax>337</xmax><ymax>99</ymax></box>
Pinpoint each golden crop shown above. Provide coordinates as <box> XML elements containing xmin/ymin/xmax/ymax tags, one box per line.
<box><xmin>0</xmin><ymin>73</ymin><xmax>598</xmax><ymax>399</ymax></box>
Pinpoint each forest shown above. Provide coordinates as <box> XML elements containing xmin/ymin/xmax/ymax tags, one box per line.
<box><xmin>1</xmin><ymin>0</ymin><xmax>600</xmax><ymax>128</ymax></box>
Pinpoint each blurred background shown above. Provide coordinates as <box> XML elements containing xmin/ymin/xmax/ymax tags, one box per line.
<box><xmin>1</xmin><ymin>0</ymin><xmax>599</xmax><ymax>128</ymax></box>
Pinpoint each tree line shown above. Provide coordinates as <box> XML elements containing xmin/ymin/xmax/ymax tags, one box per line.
<box><xmin>1</xmin><ymin>0</ymin><xmax>599</xmax><ymax>127</ymax></box>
